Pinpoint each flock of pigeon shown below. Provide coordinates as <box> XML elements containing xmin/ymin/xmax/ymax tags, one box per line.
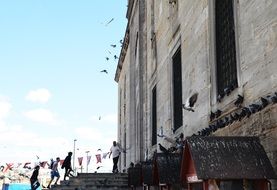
<box><xmin>180</xmin><ymin>82</ymin><xmax>277</xmax><ymax>137</ymax></box>
<box><xmin>217</xmin><ymin>82</ymin><xmax>237</xmax><ymax>102</ymax></box>
<box><xmin>99</xmin><ymin>18</ymin><xmax>123</xmax><ymax>75</ymax></box>
<box><xmin>194</xmin><ymin>92</ymin><xmax>277</xmax><ymax>136</ymax></box>
<box><xmin>158</xmin><ymin>91</ymin><xmax>277</xmax><ymax>153</ymax></box>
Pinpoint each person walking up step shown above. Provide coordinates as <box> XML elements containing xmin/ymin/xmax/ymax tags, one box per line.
<box><xmin>47</xmin><ymin>157</ymin><xmax>60</xmax><ymax>188</ymax></box>
<box><xmin>30</xmin><ymin>165</ymin><xmax>40</xmax><ymax>190</ymax></box>
<box><xmin>61</xmin><ymin>152</ymin><xmax>74</xmax><ymax>180</ymax></box>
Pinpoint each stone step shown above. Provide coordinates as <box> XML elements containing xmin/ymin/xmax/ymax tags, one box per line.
<box><xmin>70</xmin><ymin>173</ymin><xmax>128</xmax><ymax>183</ymax></box>
<box><xmin>51</xmin><ymin>184</ymin><xmax>129</xmax><ymax>190</ymax></box>
<box><xmin>51</xmin><ymin>173</ymin><xmax>129</xmax><ymax>190</ymax></box>
<box><xmin>60</xmin><ymin>179</ymin><xmax>128</xmax><ymax>186</ymax></box>
<box><xmin>76</xmin><ymin>173</ymin><xmax>128</xmax><ymax>178</ymax></box>
<box><xmin>68</xmin><ymin>176</ymin><xmax>128</xmax><ymax>182</ymax></box>
<box><xmin>52</xmin><ymin>187</ymin><xmax>129</xmax><ymax>190</ymax></box>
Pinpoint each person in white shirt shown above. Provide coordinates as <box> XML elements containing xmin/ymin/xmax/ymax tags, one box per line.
<box><xmin>47</xmin><ymin>157</ymin><xmax>60</xmax><ymax>188</ymax></box>
<box><xmin>109</xmin><ymin>141</ymin><xmax>121</xmax><ymax>173</ymax></box>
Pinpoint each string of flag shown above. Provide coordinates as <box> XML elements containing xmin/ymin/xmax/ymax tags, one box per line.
<box><xmin>0</xmin><ymin>152</ymin><xmax>111</xmax><ymax>173</ymax></box>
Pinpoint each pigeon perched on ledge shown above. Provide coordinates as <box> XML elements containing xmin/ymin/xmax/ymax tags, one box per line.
<box><xmin>234</xmin><ymin>95</ymin><xmax>244</xmax><ymax>107</ymax></box>
<box><xmin>271</xmin><ymin>92</ymin><xmax>277</xmax><ymax>103</ymax></box>
<box><xmin>210</xmin><ymin>111</ymin><xmax>216</xmax><ymax>121</ymax></box>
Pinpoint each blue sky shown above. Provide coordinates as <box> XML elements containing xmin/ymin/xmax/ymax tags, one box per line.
<box><xmin>0</xmin><ymin>0</ymin><xmax>127</xmax><ymax>171</ymax></box>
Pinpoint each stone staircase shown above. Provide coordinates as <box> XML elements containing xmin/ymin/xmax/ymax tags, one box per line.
<box><xmin>50</xmin><ymin>173</ymin><xmax>129</xmax><ymax>190</ymax></box>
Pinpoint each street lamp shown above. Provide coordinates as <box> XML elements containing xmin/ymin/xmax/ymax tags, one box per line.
<box><xmin>73</xmin><ymin>139</ymin><xmax>77</xmax><ymax>175</ymax></box>
<box><xmin>85</xmin><ymin>151</ymin><xmax>90</xmax><ymax>173</ymax></box>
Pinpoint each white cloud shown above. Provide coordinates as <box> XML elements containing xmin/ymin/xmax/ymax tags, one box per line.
<box><xmin>74</xmin><ymin>125</ymin><xmax>117</xmax><ymax>153</ymax></box>
<box><xmin>0</xmin><ymin>122</ymin><xmax>115</xmax><ymax>173</ymax></box>
<box><xmin>0</xmin><ymin>120</ymin><xmax>7</xmax><ymax>132</ymax></box>
<box><xmin>0</xmin><ymin>98</ymin><xmax>12</xmax><ymax>120</ymax></box>
<box><xmin>23</xmin><ymin>108</ymin><xmax>58</xmax><ymax>125</ymax></box>
<box><xmin>0</xmin><ymin>97</ymin><xmax>12</xmax><ymax>132</ymax></box>
<box><xmin>25</xmin><ymin>88</ymin><xmax>51</xmax><ymax>103</ymax></box>
<box><xmin>86</xmin><ymin>114</ymin><xmax>117</xmax><ymax>150</ymax></box>
<box><xmin>0</xmin><ymin>126</ymin><xmax>72</xmax><ymax>163</ymax></box>
<box><xmin>74</xmin><ymin>127</ymin><xmax>102</xmax><ymax>141</ymax></box>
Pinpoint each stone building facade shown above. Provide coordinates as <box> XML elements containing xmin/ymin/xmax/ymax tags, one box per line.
<box><xmin>115</xmin><ymin>0</ymin><xmax>277</xmax><ymax>188</ymax></box>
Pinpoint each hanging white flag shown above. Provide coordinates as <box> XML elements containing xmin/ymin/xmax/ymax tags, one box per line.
<box><xmin>102</xmin><ymin>152</ymin><xmax>109</xmax><ymax>159</ymax></box>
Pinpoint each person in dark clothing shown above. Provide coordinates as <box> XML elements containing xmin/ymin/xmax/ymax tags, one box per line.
<box><xmin>30</xmin><ymin>165</ymin><xmax>40</xmax><ymax>190</ymax></box>
<box><xmin>61</xmin><ymin>152</ymin><xmax>74</xmax><ymax>180</ymax></box>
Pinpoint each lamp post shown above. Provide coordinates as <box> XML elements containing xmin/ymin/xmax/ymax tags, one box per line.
<box><xmin>85</xmin><ymin>151</ymin><xmax>90</xmax><ymax>173</ymax></box>
<box><xmin>73</xmin><ymin>139</ymin><xmax>77</xmax><ymax>175</ymax></box>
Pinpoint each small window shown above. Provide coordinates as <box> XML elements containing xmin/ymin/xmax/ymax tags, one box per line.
<box><xmin>215</xmin><ymin>0</ymin><xmax>238</xmax><ymax>96</ymax></box>
<box><xmin>172</xmin><ymin>47</ymin><xmax>183</xmax><ymax>131</ymax></box>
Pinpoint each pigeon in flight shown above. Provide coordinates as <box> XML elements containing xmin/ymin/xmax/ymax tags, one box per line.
<box><xmin>100</xmin><ymin>70</ymin><xmax>108</xmax><ymax>74</ymax></box>
<box><xmin>183</xmin><ymin>93</ymin><xmax>198</xmax><ymax>112</ymax></box>
<box><xmin>105</xmin><ymin>18</ymin><xmax>114</xmax><ymax>26</ymax></box>
<box><xmin>158</xmin><ymin>143</ymin><xmax>169</xmax><ymax>154</ymax></box>
<box><xmin>105</xmin><ymin>57</ymin><xmax>109</xmax><ymax>61</ymax></box>
<box><xmin>188</xmin><ymin>93</ymin><xmax>198</xmax><ymax>107</ymax></box>
<box><xmin>110</xmin><ymin>44</ymin><xmax>116</xmax><ymax>48</ymax></box>
<box><xmin>114</xmin><ymin>55</ymin><xmax>118</xmax><ymax>60</ymax></box>
<box><xmin>157</xmin><ymin>134</ymin><xmax>164</xmax><ymax>138</ymax></box>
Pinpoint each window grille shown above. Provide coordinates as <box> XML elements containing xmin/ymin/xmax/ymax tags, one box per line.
<box><xmin>215</xmin><ymin>0</ymin><xmax>238</xmax><ymax>96</ymax></box>
<box><xmin>172</xmin><ymin>47</ymin><xmax>183</xmax><ymax>131</ymax></box>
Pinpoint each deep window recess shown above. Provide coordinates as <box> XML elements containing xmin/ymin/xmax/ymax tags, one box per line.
<box><xmin>172</xmin><ymin>47</ymin><xmax>183</xmax><ymax>131</ymax></box>
<box><xmin>123</xmin><ymin>132</ymin><xmax>126</xmax><ymax>167</ymax></box>
<box><xmin>152</xmin><ymin>86</ymin><xmax>157</xmax><ymax>145</ymax></box>
<box><xmin>215</xmin><ymin>0</ymin><xmax>238</xmax><ymax>96</ymax></box>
